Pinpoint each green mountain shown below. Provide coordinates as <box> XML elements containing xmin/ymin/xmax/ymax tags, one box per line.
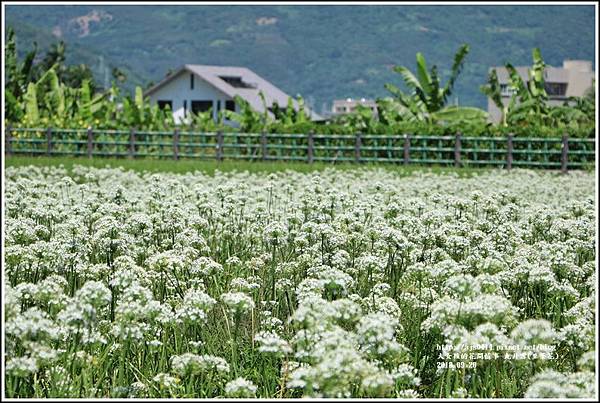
<box><xmin>5</xmin><ymin>4</ymin><xmax>596</xmax><ymax>113</ymax></box>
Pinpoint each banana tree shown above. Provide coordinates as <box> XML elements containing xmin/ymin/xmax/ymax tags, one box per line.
<box><xmin>383</xmin><ymin>44</ymin><xmax>486</xmax><ymax>123</ymax></box>
<box><xmin>504</xmin><ymin>48</ymin><xmax>550</xmax><ymax>126</ymax></box>
<box><xmin>23</xmin><ymin>83</ymin><xmax>39</xmax><ymax>124</ymax></box>
<box><xmin>292</xmin><ymin>95</ymin><xmax>309</xmax><ymax>124</ymax></box>
<box><xmin>5</xmin><ymin>28</ymin><xmax>38</xmax><ymax>122</ymax></box>
<box><xmin>189</xmin><ymin>109</ymin><xmax>218</xmax><ymax>131</ymax></box>
<box><xmin>117</xmin><ymin>86</ymin><xmax>153</xmax><ymax>128</ymax></box>
<box><xmin>375</xmin><ymin>98</ymin><xmax>414</xmax><ymax>125</ymax></box>
<box><xmin>223</xmin><ymin>95</ymin><xmax>265</xmax><ymax>132</ymax></box>
<box><xmin>480</xmin><ymin>69</ymin><xmax>508</xmax><ymax>126</ymax></box>
<box><xmin>5</xmin><ymin>28</ymin><xmax>37</xmax><ymax>99</ymax></box>
<box><xmin>20</xmin><ymin>67</ymin><xmax>60</xmax><ymax>125</ymax></box>
<box><xmin>38</xmin><ymin>68</ymin><xmax>66</xmax><ymax>125</ymax></box>
<box><xmin>266</xmin><ymin>95</ymin><xmax>309</xmax><ymax>127</ymax></box>
<box><xmin>335</xmin><ymin>104</ymin><xmax>380</xmax><ymax>133</ymax></box>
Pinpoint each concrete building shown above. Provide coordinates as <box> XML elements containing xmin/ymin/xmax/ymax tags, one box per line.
<box><xmin>488</xmin><ymin>60</ymin><xmax>594</xmax><ymax>123</ymax></box>
<box><xmin>144</xmin><ymin>64</ymin><xmax>321</xmax><ymax>123</ymax></box>
<box><xmin>332</xmin><ymin>98</ymin><xmax>378</xmax><ymax>115</ymax></box>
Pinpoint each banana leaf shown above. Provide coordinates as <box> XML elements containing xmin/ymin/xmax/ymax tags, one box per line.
<box><xmin>432</xmin><ymin>106</ymin><xmax>488</xmax><ymax>123</ymax></box>
<box><xmin>415</xmin><ymin>52</ymin><xmax>432</xmax><ymax>96</ymax></box>
<box><xmin>24</xmin><ymin>83</ymin><xmax>39</xmax><ymax>122</ymax></box>
<box><xmin>442</xmin><ymin>44</ymin><xmax>470</xmax><ymax>103</ymax></box>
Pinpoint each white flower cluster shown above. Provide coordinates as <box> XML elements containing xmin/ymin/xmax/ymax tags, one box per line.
<box><xmin>4</xmin><ymin>165</ymin><xmax>595</xmax><ymax>398</ymax></box>
<box><xmin>171</xmin><ymin>353</ymin><xmax>230</xmax><ymax>376</ymax></box>
<box><xmin>221</xmin><ymin>292</ymin><xmax>255</xmax><ymax>314</ymax></box>
<box><xmin>254</xmin><ymin>330</ymin><xmax>292</xmax><ymax>355</ymax></box>
<box><xmin>525</xmin><ymin>369</ymin><xmax>595</xmax><ymax>398</ymax></box>
<box><xmin>224</xmin><ymin>377</ymin><xmax>258</xmax><ymax>398</ymax></box>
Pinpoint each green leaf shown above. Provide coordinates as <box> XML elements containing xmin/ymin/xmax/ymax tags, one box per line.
<box><xmin>442</xmin><ymin>44</ymin><xmax>469</xmax><ymax>104</ymax></box>
<box><xmin>415</xmin><ymin>52</ymin><xmax>432</xmax><ymax>96</ymax></box>
<box><xmin>432</xmin><ymin>106</ymin><xmax>488</xmax><ymax>123</ymax></box>
<box><xmin>79</xmin><ymin>80</ymin><xmax>92</xmax><ymax>121</ymax></box>
<box><xmin>24</xmin><ymin>82</ymin><xmax>39</xmax><ymax>122</ymax></box>
<box><xmin>505</xmin><ymin>64</ymin><xmax>527</xmax><ymax>100</ymax></box>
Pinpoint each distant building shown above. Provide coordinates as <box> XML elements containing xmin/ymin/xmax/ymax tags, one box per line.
<box><xmin>488</xmin><ymin>59</ymin><xmax>594</xmax><ymax>123</ymax></box>
<box><xmin>144</xmin><ymin>64</ymin><xmax>322</xmax><ymax>123</ymax></box>
<box><xmin>332</xmin><ymin>98</ymin><xmax>378</xmax><ymax>115</ymax></box>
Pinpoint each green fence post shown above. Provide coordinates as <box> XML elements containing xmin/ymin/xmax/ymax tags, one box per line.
<box><xmin>261</xmin><ymin>131</ymin><xmax>267</xmax><ymax>161</ymax></box>
<box><xmin>403</xmin><ymin>134</ymin><xmax>410</xmax><ymax>165</ymax></box>
<box><xmin>561</xmin><ymin>134</ymin><xmax>569</xmax><ymax>173</ymax></box>
<box><xmin>46</xmin><ymin>127</ymin><xmax>53</xmax><ymax>156</ymax></box>
<box><xmin>454</xmin><ymin>132</ymin><xmax>461</xmax><ymax>167</ymax></box>
<box><xmin>5</xmin><ymin>125</ymin><xmax>12</xmax><ymax>156</ymax></box>
<box><xmin>355</xmin><ymin>132</ymin><xmax>361</xmax><ymax>163</ymax></box>
<box><xmin>173</xmin><ymin>128</ymin><xmax>179</xmax><ymax>160</ymax></box>
<box><xmin>87</xmin><ymin>127</ymin><xmax>93</xmax><ymax>158</ymax></box>
<box><xmin>507</xmin><ymin>134</ymin><xmax>513</xmax><ymax>170</ymax></box>
<box><xmin>217</xmin><ymin>130</ymin><xmax>223</xmax><ymax>162</ymax></box>
<box><xmin>307</xmin><ymin>130</ymin><xmax>314</xmax><ymax>164</ymax></box>
<box><xmin>129</xmin><ymin>128</ymin><xmax>136</xmax><ymax>159</ymax></box>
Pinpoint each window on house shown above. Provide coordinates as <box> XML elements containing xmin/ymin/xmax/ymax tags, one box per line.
<box><xmin>225</xmin><ymin>100</ymin><xmax>236</xmax><ymax>111</ymax></box>
<box><xmin>545</xmin><ymin>82</ymin><xmax>567</xmax><ymax>96</ymax></box>
<box><xmin>191</xmin><ymin>100</ymin><xmax>213</xmax><ymax>115</ymax></box>
<box><xmin>183</xmin><ymin>100</ymin><xmax>187</xmax><ymax>117</ymax></box>
<box><xmin>157</xmin><ymin>100</ymin><xmax>172</xmax><ymax>111</ymax></box>
<box><xmin>190</xmin><ymin>73</ymin><xmax>194</xmax><ymax>90</ymax></box>
<box><xmin>218</xmin><ymin>76</ymin><xmax>256</xmax><ymax>89</ymax></box>
<box><xmin>500</xmin><ymin>84</ymin><xmax>517</xmax><ymax>96</ymax></box>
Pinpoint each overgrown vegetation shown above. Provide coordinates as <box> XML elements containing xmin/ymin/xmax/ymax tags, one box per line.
<box><xmin>4</xmin><ymin>29</ymin><xmax>595</xmax><ymax>138</ymax></box>
<box><xmin>479</xmin><ymin>48</ymin><xmax>595</xmax><ymax>131</ymax></box>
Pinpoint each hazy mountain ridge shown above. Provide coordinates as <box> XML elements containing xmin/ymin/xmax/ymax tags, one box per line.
<box><xmin>5</xmin><ymin>5</ymin><xmax>595</xmax><ymax>112</ymax></box>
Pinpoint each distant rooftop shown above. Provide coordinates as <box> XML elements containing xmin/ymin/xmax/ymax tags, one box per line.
<box><xmin>332</xmin><ymin>98</ymin><xmax>377</xmax><ymax>114</ymax></box>
<box><xmin>145</xmin><ymin>64</ymin><xmax>322</xmax><ymax>120</ymax></box>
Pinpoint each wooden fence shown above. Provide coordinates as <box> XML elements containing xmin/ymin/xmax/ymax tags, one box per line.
<box><xmin>4</xmin><ymin>127</ymin><xmax>596</xmax><ymax>171</ymax></box>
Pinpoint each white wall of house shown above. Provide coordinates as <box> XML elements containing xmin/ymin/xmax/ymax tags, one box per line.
<box><xmin>147</xmin><ymin>71</ymin><xmax>239</xmax><ymax>123</ymax></box>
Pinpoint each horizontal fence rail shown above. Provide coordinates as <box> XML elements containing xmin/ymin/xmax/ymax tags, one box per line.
<box><xmin>4</xmin><ymin>127</ymin><xmax>596</xmax><ymax>171</ymax></box>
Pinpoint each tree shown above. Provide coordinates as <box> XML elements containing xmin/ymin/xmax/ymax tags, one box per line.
<box><xmin>484</xmin><ymin>48</ymin><xmax>595</xmax><ymax>131</ymax></box>
<box><xmin>34</xmin><ymin>41</ymin><xmax>66</xmax><ymax>79</ymax></box>
<box><xmin>112</xmin><ymin>67</ymin><xmax>127</xmax><ymax>84</ymax></box>
<box><xmin>63</xmin><ymin>64</ymin><xmax>96</xmax><ymax>93</ymax></box>
<box><xmin>223</xmin><ymin>95</ymin><xmax>265</xmax><ymax>132</ymax></box>
<box><xmin>503</xmin><ymin>48</ymin><xmax>549</xmax><ymax>125</ymax></box>
<box><xmin>5</xmin><ymin>27</ymin><xmax>37</xmax><ymax>100</ymax></box>
<box><xmin>383</xmin><ymin>44</ymin><xmax>487</xmax><ymax>123</ymax></box>
<box><xmin>480</xmin><ymin>69</ymin><xmax>507</xmax><ymax>126</ymax></box>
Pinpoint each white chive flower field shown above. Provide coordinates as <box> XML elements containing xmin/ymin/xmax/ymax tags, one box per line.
<box><xmin>3</xmin><ymin>165</ymin><xmax>596</xmax><ymax>398</ymax></box>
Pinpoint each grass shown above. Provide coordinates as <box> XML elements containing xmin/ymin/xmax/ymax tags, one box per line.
<box><xmin>5</xmin><ymin>156</ymin><xmax>494</xmax><ymax>177</ymax></box>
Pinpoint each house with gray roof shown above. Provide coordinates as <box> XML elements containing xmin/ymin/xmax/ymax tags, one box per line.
<box><xmin>144</xmin><ymin>64</ymin><xmax>322</xmax><ymax>123</ymax></box>
<box><xmin>488</xmin><ymin>60</ymin><xmax>594</xmax><ymax>123</ymax></box>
